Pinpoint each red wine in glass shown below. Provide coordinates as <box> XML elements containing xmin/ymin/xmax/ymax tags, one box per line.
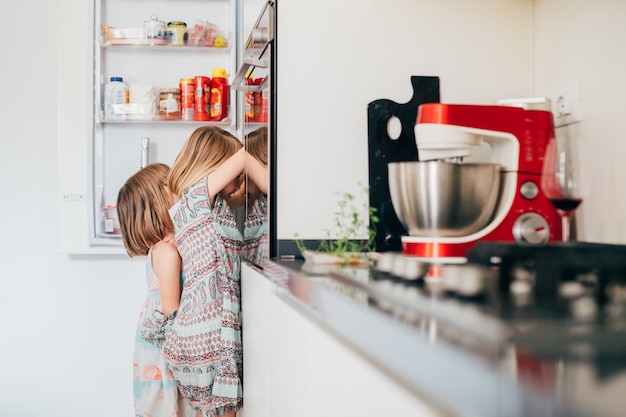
<box><xmin>541</xmin><ymin>136</ymin><xmax>585</xmax><ymax>242</ymax></box>
<box><xmin>548</xmin><ymin>197</ymin><xmax>583</xmax><ymax>214</ymax></box>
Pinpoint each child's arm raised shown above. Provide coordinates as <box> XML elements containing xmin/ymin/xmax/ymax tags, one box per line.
<box><xmin>151</xmin><ymin>239</ymin><xmax>182</xmax><ymax>315</ymax></box>
<box><xmin>206</xmin><ymin>147</ymin><xmax>246</xmax><ymax>205</ymax></box>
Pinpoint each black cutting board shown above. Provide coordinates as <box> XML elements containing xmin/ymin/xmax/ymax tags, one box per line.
<box><xmin>367</xmin><ymin>76</ymin><xmax>440</xmax><ymax>252</ymax></box>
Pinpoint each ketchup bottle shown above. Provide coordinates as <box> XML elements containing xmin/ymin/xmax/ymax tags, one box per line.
<box><xmin>209</xmin><ymin>68</ymin><xmax>229</xmax><ymax>121</ymax></box>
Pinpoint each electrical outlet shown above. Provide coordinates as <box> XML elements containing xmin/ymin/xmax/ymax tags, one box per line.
<box><xmin>555</xmin><ymin>92</ymin><xmax>572</xmax><ymax>117</ymax></box>
<box><xmin>553</xmin><ymin>85</ymin><xmax>581</xmax><ymax>127</ymax></box>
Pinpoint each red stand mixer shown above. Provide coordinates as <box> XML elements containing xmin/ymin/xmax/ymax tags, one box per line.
<box><xmin>389</xmin><ymin>103</ymin><xmax>563</xmax><ymax>260</ymax></box>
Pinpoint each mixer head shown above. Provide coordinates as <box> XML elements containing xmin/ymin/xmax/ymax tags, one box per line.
<box><xmin>415</xmin><ymin>103</ymin><xmax>554</xmax><ymax>175</ymax></box>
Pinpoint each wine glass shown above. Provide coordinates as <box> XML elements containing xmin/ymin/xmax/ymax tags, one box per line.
<box><xmin>541</xmin><ymin>136</ymin><xmax>585</xmax><ymax>242</ymax></box>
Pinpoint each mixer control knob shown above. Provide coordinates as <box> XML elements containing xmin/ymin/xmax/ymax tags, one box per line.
<box><xmin>520</xmin><ymin>181</ymin><xmax>539</xmax><ymax>200</ymax></box>
<box><xmin>512</xmin><ymin>213</ymin><xmax>550</xmax><ymax>245</ymax></box>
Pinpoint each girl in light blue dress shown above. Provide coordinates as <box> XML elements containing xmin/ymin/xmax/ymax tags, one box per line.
<box><xmin>117</xmin><ymin>163</ymin><xmax>197</xmax><ymax>417</ymax></box>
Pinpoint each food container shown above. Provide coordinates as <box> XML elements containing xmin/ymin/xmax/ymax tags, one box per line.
<box><xmin>214</xmin><ymin>31</ymin><xmax>228</xmax><ymax>48</ymax></box>
<box><xmin>179</xmin><ymin>78</ymin><xmax>196</xmax><ymax>120</ymax></box>
<box><xmin>208</xmin><ymin>68</ymin><xmax>228</xmax><ymax>121</ymax></box>
<box><xmin>193</xmin><ymin>76</ymin><xmax>211</xmax><ymax>121</ymax></box>
<box><xmin>144</xmin><ymin>14</ymin><xmax>166</xmax><ymax>45</ymax></box>
<box><xmin>159</xmin><ymin>88</ymin><xmax>181</xmax><ymax>120</ymax></box>
<box><xmin>166</xmin><ymin>21</ymin><xmax>187</xmax><ymax>46</ymax></box>
<box><xmin>100</xmin><ymin>26</ymin><xmax>144</xmax><ymax>46</ymax></box>
<box><xmin>187</xmin><ymin>20</ymin><xmax>207</xmax><ymax>46</ymax></box>
<box><xmin>103</xmin><ymin>205</ymin><xmax>121</xmax><ymax>235</ymax></box>
<box><xmin>187</xmin><ymin>20</ymin><xmax>221</xmax><ymax>47</ymax></box>
<box><xmin>103</xmin><ymin>76</ymin><xmax>128</xmax><ymax>121</ymax></box>
<box><xmin>127</xmin><ymin>77</ymin><xmax>157</xmax><ymax>120</ymax></box>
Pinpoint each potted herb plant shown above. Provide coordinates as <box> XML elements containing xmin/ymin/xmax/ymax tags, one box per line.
<box><xmin>295</xmin><ymin>185</ymin><xmax>379</xmax><ymax>267</ymax></box>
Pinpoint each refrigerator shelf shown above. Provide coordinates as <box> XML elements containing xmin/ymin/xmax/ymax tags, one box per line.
<box><xmin>100</xmin><ymin>41</ymin><xmax>232</xmax><ymax>53</ymax></box>
<box><xmin>99</xmin><ymin>117</ymin><xmax>232</xmax><ymax>126</ymax></box>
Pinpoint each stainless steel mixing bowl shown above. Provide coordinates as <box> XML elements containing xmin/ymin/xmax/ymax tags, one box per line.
<box><xmin>388</xmin><ymin>161</ymin><xmax>502</xmax><ymax>237</ymax></box>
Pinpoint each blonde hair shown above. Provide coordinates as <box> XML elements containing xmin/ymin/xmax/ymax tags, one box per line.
<box><xmin>167</xmin><ymin>126</ymin><xmax>243</xmax><ymax>196</ymax></box>
<box><xmin>245</xmin><ymin>126</ymin><xmax>268</xmax><ymax>166</ymax></box>
<box><xmin>116</xmin><ymin>163</ymin><xmax>175</xmax><ymax>257</ymax></box>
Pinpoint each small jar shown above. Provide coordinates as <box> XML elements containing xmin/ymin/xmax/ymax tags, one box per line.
<box><xmin>159</xmin><ymin>88</ymin><xmax>181</xmax><ymax>120</ymax></box>
<box><xmin>166</xmin><ymin>21</ymin><xmax>187</xmax><ymax>46</ymax></box>
<box><xmin>144</xmin><ymin>14</ymin><xmax>166</xmax><ymax>45</ymax></box>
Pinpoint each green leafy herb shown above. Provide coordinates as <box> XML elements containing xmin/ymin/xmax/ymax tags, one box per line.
<box><xmin>295</xmin><ymin>184</ymin><xmax>379</xmax><ymax>263</ymax></box>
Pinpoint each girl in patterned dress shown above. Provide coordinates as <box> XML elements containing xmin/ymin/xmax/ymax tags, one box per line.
<box><xmin>164</xmin><ymin>126</ymin><xmax>266</xmax><ymax>417</ymax></box>
<box><xmin>116</xmin><ymin>163</ymin><xmax>197</xmax><ymax>417</ymax></box>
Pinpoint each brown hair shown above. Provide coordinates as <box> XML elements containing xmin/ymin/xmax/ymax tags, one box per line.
<box><xmin>116</xmin><ymin>163</ymin><xmax>175</xmax><ymax>257</ymax></box>
<box><xmin>246</xmin><ymin>126</ymin><xmax>268</xmax><ymax>166</ymax></box>
<box><xmin>167</xmin><ymin>126</ymin><xmax>243</xmax><ymax>197</ymax></box>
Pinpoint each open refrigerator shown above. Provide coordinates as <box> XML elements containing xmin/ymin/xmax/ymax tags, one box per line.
<box><xmin>84</xmin><ymin>0</ymin><xmax>286</xmax><ymax>263</ymax></box>
<box><xmin>88</xmin><ymin>0</ymin><xmax>240</xmax><ymax>248</ymax></box>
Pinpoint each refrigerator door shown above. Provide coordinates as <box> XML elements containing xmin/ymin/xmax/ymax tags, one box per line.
<box><xmin>235</xmin><ymin>0</ymin><xmax>275</xmax><ymax>265</ymax></box>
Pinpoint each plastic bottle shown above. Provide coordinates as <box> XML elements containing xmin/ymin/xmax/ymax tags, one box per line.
<box><xmin>209</xmin><ymin>68</ymin><xmax>229</xmax><ymax>121</ymax></box>
<box><xmin>104</xmin><ymin>77</ymin><xmax>128</xmax><ymax>120</ymax></box>
<box><xmin>194</xmin><ymin>75</ymin><xmax>211</xmax><ymax>121</ymax></box>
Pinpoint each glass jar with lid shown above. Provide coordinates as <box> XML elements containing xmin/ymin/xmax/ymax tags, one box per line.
<box><xmin>159</xmin><ymin>88</ymin><xmax>181</xmax><ymax>120</ymax></box>
<box><xmin>166</xmin><ymin>21</ymin><xmax>187</xmax><ymax>46</ymax></box>
<box><xmin>144</xmin><ymin>14</ymin><xmax>166</xmax><ymax>45</ymax></box>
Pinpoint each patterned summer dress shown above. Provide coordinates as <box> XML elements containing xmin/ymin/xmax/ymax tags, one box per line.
<box><xmin>133</xmin><ymin>253</ymin><xmax>197</xmax><ymax>417</ymax></box>
<box><xmin>164</xmin><ymin>174</ymin><xmax>243</xmax><ymax>417</ymax></box>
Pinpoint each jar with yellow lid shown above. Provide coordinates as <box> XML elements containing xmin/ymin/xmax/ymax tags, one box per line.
<box><xmin>166</xmin><ymin>21</ymin><xmax>187</xmax><ymax>46</ymax></box>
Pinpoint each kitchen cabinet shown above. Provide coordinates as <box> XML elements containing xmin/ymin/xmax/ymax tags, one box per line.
<box><xmin>88</xmin><ymin>0</ymin><xmax>240</xmax><ymax>249</ymax></box>
<box><xmin>240</xmin><ymin>263</ymin><xmax>446</xmax><ymax>417</ymax></box>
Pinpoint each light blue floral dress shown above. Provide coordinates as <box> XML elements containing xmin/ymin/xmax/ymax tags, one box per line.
<box><xmin>133</xmin><ymin>252</ymin><xmax>196</xmax><ymax>417</ymax></box>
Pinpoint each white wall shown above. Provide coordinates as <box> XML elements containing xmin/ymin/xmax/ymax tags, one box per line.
<box><xmin>534</xmin><ymin>0</ymin><xmax>626</xmax><ymax>243</ymax></box>
<box><xmin>276</xmin><ymin>0</ymin><xmax>535</xmax><ymax>239</ymax></box>
<box><xmin>2</xmin><ymin>0</ymin><xmax>623</xmax><ymax>416</ymax></box>
<box><xmin>0</xmin><ymin>1</ymin><xmax>146</xmax><ymax>416</ymax></box>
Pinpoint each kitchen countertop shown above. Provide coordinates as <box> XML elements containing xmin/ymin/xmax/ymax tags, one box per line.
<box><xmin>246</xmin><ymin>255</ymin><xmax>626</xmax><ymax>417</ymax></box>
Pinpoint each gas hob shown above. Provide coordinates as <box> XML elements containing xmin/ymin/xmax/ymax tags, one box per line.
<box><xmin>331</xmin><ymin>242</ymin><xmax>626</xmax><ymax>369</ymax></box>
